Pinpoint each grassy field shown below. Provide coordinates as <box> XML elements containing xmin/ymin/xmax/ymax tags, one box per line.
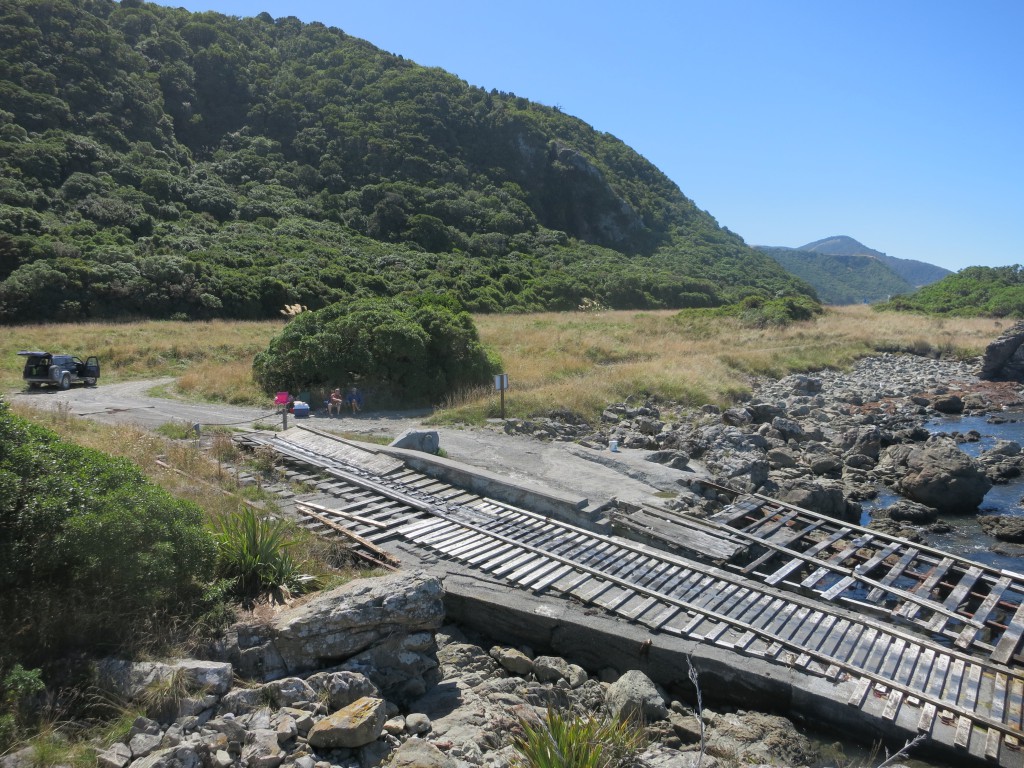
<box><xmin>1</xmin><ymin>306</ymin><xmax>1006</xmax><ymax>422</ymax></box>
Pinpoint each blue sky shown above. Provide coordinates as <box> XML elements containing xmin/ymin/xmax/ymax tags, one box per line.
<box><xmin>151</xmin><ymin>0</ymin><xmax>1023</xmax><ymax>272</ymax></box>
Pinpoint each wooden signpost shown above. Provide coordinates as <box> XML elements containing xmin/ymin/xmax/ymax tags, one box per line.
<box><xmin>494</xmin><ymin>373</ymin><xmax>509</xmax><ymax>419</ymax></box>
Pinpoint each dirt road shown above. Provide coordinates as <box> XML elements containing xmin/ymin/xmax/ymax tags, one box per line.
<box><xmin>9</xmin><ymin>380</ymin><xmax>695</xmax><ymax>508</ymax></box>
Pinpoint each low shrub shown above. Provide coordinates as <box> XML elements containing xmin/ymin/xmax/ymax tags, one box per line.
<box><xmin>214</xmin><ymin>508</ymin><xmax>305</xmax><ymax>599</ymax></box>
<box><xmin>513</xmin><ymin>708</ymin><xmax>645</xmax><ymax>768</ymax></box>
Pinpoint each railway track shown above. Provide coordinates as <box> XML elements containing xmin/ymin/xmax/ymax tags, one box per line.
<box><xmin>238</xmin><ymin>427</ymin><xmax>1024</xmax><ymax>765</ymax></box>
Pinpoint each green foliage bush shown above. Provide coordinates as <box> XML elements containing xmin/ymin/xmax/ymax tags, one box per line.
<box><xmin>214</xmin><ymin>508</ymin><xmax>303</xmax><ymax>599</ymax></box>
<box><xmin>0</xmin><ymin>664</ymin><xmax>44</xmax><ymax>752</ymax></box>
<box><xmin>512</xmin><ymin>708</ymin><xmax>645</xmax><ymax>768</ymax></box>
<box><xmin>0</xmin><ymin>402</ymin><xmax>217</xmax><ymax>663</ymax></box>
<box><xmin>878</xmin><ymin>265</ymin><xmax>1024</xmax><ymax>317</ymax></box>
<box><xmin>253</xmin><ymin>295</ymin><xmax>501</xmax><ymax>406</ymax></box>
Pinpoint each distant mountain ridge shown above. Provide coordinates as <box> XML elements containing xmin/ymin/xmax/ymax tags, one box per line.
<box><xmin>756</xmin><ymin>236</ymin><xmax>950</xmax><ymax>305</ymax></box>
<box><xmin>799</xmin><ymin>236</ymin><xmax>951</xmax><ymax>288</ymax></box>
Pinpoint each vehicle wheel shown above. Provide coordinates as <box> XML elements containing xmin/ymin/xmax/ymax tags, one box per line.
<box><xmin>60</xmin><ymin>373</ymin><xmax>70</xmax><ymax>390</ymax></box>
<box><xmin>84</xmin><ymin>377</ymin><xmax>96</xmax><ymax>386</ymax></box>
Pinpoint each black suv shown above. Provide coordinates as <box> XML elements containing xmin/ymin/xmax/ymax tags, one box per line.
<box><xmin>19</xmin><ymin>351</ymin><xmax>100</xmax><ymax>389</ymax></box>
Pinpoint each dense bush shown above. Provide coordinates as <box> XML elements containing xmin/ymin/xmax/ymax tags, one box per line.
<box><xmin>252</xmin><ymin>295</ymin><xmax>500</xmax><ymax>405</ymax></box>
<box><xmin>878</xmin><ymin>265</ymin><xmax>1024</xmax><ymax>317</ymax></box>
<box><xmin>0</xmin><ymin>0</ymin><xmax>817</xmax><ymax>322</ymax></box>
<box><xmin>680</xmin><ymin>294</ymin><xmax>823</xmax><ymax>328</ymax></box>
<box><xmin>0</xmin><ymin>402</ymin><xmax>218</xmax><ymax>664</ymax></box>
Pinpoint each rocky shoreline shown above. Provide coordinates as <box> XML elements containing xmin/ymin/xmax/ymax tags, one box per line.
<box><xmin>508</xmin><ymin>352</ymin><xmax>1024</xmax><ymax>552</ymax></box>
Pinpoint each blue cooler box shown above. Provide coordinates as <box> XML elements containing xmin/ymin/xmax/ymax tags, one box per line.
<box><xmin>293</xmin><ymin>401</ymin><xmax>310</xmax><ymax>418</ymax></box>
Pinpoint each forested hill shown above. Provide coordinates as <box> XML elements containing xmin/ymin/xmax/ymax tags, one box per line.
<box><xmin>799</xmin><ymin>236</ymin><xmax>950</xmax><ymax>288</ymax></box>
<box><xmin>756</xmin><ymin>246</ymin><xmax>913</xmax><ymax>305</ymax></box>
<box><xmin>0</xmin><ymin>0</ymin><xmax>812</xmax><ymax>322</ymax></box>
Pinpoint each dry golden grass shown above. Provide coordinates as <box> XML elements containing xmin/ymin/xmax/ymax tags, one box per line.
<box><xmin>1</xmin><ymin>306</ymin><xmax>1006</xmax><ymax>422</ymax></box>
<box><xmin>0</xmin><ymin>319</ymin><xmax>277</xmax><ymax>392</ymax></box>
<box><xmin>457</xmin><ymin>305</ymin><xmax>1005</xmax><ymax>421</ymax></box>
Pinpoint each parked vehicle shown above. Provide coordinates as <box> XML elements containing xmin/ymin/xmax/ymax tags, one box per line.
<box><xmin>19</xmin><ymin>351</ymin><xmax>100</xmax><ymax>389</ymax></box>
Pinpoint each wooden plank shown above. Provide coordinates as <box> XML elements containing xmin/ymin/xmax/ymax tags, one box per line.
<box><xmin>993</xmin><ymin>602</ymin><xmax>1024</xmax><ymax>664</ymax></box>
<box><xmin>929</xmin><ymin>566</ymin><xmax>983</xmax><ymax>634</ymax></box>
<box><xmin>848</xmin><ymin>677</ymin><xmax>871</xmax><ymax>707</ymax></box>
<box><xmin>862</xmin><ymin>633</ymin><xmax>892</xmax><ymax>675</ymax></box>
<box><xmin>802</xmin><ymin>613</ymin><xmax>836</xmax><ymax>654</ymax></box>
<box><xmin>954</xmin><ymin>715</ymin><xmax>973</xmax><ymax>749</ymax></box>
<box><xmin>968</xmin><ymin>574</ymin><xmax>1012</xmax><ymax>633</ymax></box>
<box><xmin>991</xmin><ymin>672</ymin><xmax>1009</xmax><ymax>724</ymax></box>
<box><xmin>866</xmin><ymin>546</ymin><xmax>920</xmax><ymax>602</ymax></box>
<box><xmin>848</xmin><ymin>628</ymin><xmax>879</xmax><ymax>669</ymax></box>
<box><xmin>943</xmin><ymin>658</ymin><xmax>966</xmax><ymax>705</ymax></box>
<box><xmin>918</xmin><ymin>702</ymin><xmax>937</xmax><ymax>733</ymax></box>
<box><xmin>893</xmin><ymin>645</ymin><xmax>921</xmax><ymax>686</ymax></box>
<box><xmin>926</xmin><ymin>653</ymin><xmax>950</xmax><ymax>699</ymax></box>
<box><xmin>909</xmin><ymin>648</ymin><xmax>936</xmax><ymax>693</ymax></box>
<box><xmin>714</xmin><ymin>498</ymin><xmax>766</xmax><ymax>526</ymax></box>
<box><xmin>882</xmin><ymin>689</ymin><xmax>903</xmax><ymax>721</ymax></box>
<box><xmin>878</xmin><ymin>637</ymin><xmax>906</xmax><ymax>679</ymax></box>
<box><xmin>985</xmin><ymin>728</ymin><xmax>1002</xmax><ymax>762</ymax></box>
<box><xmin>765</xmin><ymin>527</ymin><xmax>852</xmax><ymax>585</ymax></box>
<box><xmin>899</xmin><ymin>556</ymin><xmax>955</xmax><ymax>620</ymax></box>
<box><xmin>801</xmin><ymin>535</ymin><xmax>872</xmax><ymax>589</ymax></box>
<box><xmin>790</xmin><ymin>608</ymin><xmax>824</xmax><ymax>647</ymax></box>
<box><xmin>1007</xmin><ymin>675</ymin><xmax>1024</xmax><ymax>730</ymax></box>
<box><xmin>961</xmin><ymin>663</ymin><xmax>983</xmax><ymax>712</ymax></box>
<box><xmin>819</xmin><ymin>619</ymin><xmax>852</xmax><ymax>658</ymax></box>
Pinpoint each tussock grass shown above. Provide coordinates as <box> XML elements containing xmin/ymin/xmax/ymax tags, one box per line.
<box><xmin>460</xmin><ymin>305</ymin><xmax>1003</xmax><ymax>422</ymax></box>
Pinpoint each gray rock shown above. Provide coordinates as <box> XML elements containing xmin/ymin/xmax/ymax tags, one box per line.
<box><xmin>270</xmin><ymin>571</ymin><xmax>444</xmax><ymax>676</ymax></box>
<box><xmin>604</xmin><ymin>669</ymin><xmax>668</xmax><ymax>722</ymax></box>
<box><xmin>489</xmin><ymin>646</ymin><xmax>533</xmax><ymax>676</ymax></box>
<box><xmin>130</xmin><ymin>732</ymin><xmax>163</xmax><ymax>759</ymax></box>
<box><xmin>242</xmin><ymin>729</ymin><xmax>285</xmax><ymax>768</ymax></box>
<box><xmin>979</xmin><ymin>515</ymin><xmax>1024</xmax><ymax>542</ymax></box>
<box><xmin>892</xmin><ymin>439</ymin><xmax>992</xmax><ymax>513</ymax></box>
<box><xmin>390</xmin><ymin>430</ymin><xmax>440</xmax><ymax>454</ymax></box>
<box><xmin>98</xmin><ymin>742</ymin><xmax>133</xmax><ymax>768</ymax></box>
<box><xmin>263</xmin><ymin>677</ymin><xmax>316</xmax><ymax>708</ymax></box>
<box><xmin>307</xmin><ymin>697</ymin><xmax>387</xmax><ymax>750</ymax></box>
<box><xmin>533</xmin><ymin>656</ymin><xmax>572</xmax><ymax>683</ymax></box>
<box><xmin>307</xmin><ymin>671</ymin><xmax>380</xmax><ymax>711</ymax></box>
<box><xmin>404</xmin><ymin>713</ymin><xmax>431</xmax><ymax>735</ymax></box>
<box><xmin>386</xmin><ymin>739</ymin><xmax>455</xmax><ymax>768</ymax></box>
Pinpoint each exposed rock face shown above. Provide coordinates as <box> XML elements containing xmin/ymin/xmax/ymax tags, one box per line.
<box><xmin>891</xmin><ymin>439</ymin><xmax>992</xmax><ymax>513</ymax></box>
<box><xmin>981</xmin><ymin>320</ymin><xmax>1024</xmax><ymax>380</ymax></box>
<box><xmin>390</xmin><ymin>429</ymin><xmax>440</xmax><ymax>454</ymax></box>
<box><xmin>223</xmin><ymin>570</ymin><xmax>444</xmax><ymax>681</ymax></box>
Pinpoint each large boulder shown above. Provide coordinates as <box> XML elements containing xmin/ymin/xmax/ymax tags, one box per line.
<box><xmin>892</xmin><ymin>439</ymin><xmax>992</xmax><ymax>513</ymax></box>
<box><xmin>228</xmin><ymin>571</ymin><xmax>444</xmax><ymax>679</ymax></box>
<box><xmin>604</xmin><ymin>669</ymin><xmax>668</xmax><ymax>722</ymax></box>
<box><xmin>980</xmin><ymin>320</ymin><xmax>1024</xmax><ymax>380</ymax></box>
<box><xmin>307</xmin><ymin>696</ymin><xmax>387</xmax><ymax>749</ymax></box>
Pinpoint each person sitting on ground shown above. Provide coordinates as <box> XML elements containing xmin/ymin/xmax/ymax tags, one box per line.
<box><xmin>327</xmin><ymin>387</ymin><xmax>343</xmax><ymax>416</ymax></box>
<box><xmin>345</xmin><ymin>386</ymin><xmax>363</xmax><ymax>415</ymax></box>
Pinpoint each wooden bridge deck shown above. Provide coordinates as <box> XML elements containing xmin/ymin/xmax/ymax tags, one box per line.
<box><xmin>237</xmin><ymin>427</ymin><xmax>1024</xmax><ymax>767</ymax></box>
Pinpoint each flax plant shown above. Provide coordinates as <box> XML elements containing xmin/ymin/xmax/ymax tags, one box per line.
<box><xmin>512</xmin><ymin>708</ymin><xmax>645</xmax><ymax>768</ymax></box>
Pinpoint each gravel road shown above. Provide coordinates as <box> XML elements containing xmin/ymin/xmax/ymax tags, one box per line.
<box><xmin>10</xmin><ymin>379</ymin><xmax>695</xmax><ymax>508</ymax></box>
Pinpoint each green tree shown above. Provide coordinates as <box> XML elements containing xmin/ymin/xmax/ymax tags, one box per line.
<box><xmin>252</xmin><ymin>295</ymin><xmax>500</xmax><ymax>405</ymax></box>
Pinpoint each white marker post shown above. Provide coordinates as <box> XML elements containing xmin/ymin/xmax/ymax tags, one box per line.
<box><xmin>494</xmin><ymin>373</ymin><xmax>509</xmax><ymax>419</ymax></box>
